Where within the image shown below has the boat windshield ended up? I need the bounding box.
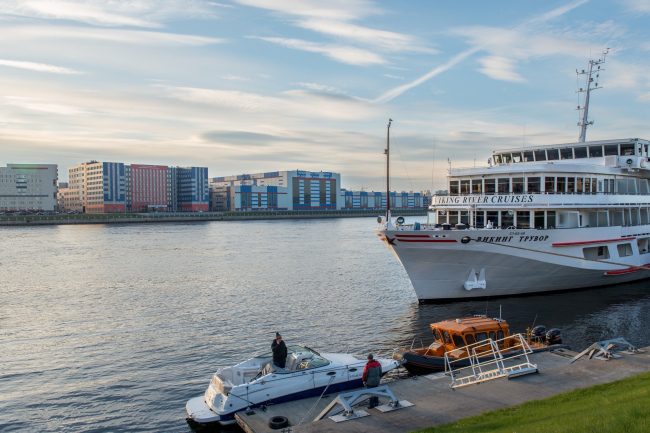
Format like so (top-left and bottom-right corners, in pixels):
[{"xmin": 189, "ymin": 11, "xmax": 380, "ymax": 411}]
[{"xmin": 255, "ymin": 345, "xmax": 319, "ymax": 359}]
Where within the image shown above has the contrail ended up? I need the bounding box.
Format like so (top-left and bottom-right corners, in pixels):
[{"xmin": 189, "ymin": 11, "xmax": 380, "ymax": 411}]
[{"xmin": 373, "ymin": 0, "xmax": 590, "ymax": 104}]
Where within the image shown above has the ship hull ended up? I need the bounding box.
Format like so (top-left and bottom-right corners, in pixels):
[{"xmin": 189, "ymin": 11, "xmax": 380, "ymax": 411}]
[{"xmin": 376, "ymin": 226, "xmax": 650, "ymax": 301}]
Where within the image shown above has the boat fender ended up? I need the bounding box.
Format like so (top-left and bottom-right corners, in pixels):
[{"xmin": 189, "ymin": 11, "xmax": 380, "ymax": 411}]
[{"xmin": 268, "ymin": 416, "xmax": 289, "ymax": 430}]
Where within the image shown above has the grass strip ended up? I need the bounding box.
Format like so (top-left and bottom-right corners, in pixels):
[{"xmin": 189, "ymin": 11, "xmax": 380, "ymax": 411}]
[{"xmin": 413, "ymin": 371, "xmax": 650, "ymax": 433}]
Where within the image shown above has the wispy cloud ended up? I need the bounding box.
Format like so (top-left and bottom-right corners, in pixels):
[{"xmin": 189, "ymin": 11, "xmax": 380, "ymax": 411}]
[
  {"xmin": 2, "ymin": 26, "xmax": 225, "ymax": 46},
  {"xmin": 222, "ymin": 75, "xmax": 249, "ymax": 80},
  {"xmin": 0, "ymin": 58, "xmax": 83, "ymax": 74},
  {"xmin": 291, "ymin": 82, "xmax": 346, "ymax": 93},
  {"xmin": 384, "ymin": 74, "xmax": 404, "ymax": 79},
  {"xmin": 253, "ymin": 36, "xmax": 387, "ymax": 65},
  {"xmin": 0, "ymin": 0, "xmax": 218, "ymax": 28},
  {"xmin": 295, "ymin": 19, "xmax": 435, "ymax": 54},
  {"xmin": 478, "ymin": 56, "xmax": 526, "ymax": 83},
  {"xmin": 621, "ymin": 0, "xmax": 650, "ymax": 14},
  {"xmin": 638, "ymin": 92, "xmax": 650, "ymax": 102},
  {"xmin": 233, "ymin": 0, "xmax": 380, "ymax": 20},
  {"xmin": 5, "ymin": 97, "xmax": 89, "ymax": 115}
]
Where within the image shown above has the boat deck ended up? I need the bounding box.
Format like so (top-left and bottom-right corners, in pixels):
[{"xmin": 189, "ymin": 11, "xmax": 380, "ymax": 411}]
[{"xmin": 235, "ymin": 346, "xmax": 650, "ymax": 433}]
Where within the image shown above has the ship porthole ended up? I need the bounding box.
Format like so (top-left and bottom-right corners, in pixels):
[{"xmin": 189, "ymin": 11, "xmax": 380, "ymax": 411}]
[{"xmin": 461, "ymin": 236, "xmax": 471, "ymax": 244}]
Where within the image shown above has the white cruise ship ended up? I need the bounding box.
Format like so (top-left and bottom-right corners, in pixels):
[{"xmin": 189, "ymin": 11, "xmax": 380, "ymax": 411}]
[{"xmin": 375, "ymin": 53, "xmax": 650, "ymax": 301}]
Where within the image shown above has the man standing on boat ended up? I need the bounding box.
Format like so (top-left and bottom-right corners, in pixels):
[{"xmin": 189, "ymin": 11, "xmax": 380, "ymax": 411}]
[
  {"xmin": 362, "ymin": 353, "xmax": 382, "ymax": 408},
  {"xmin": 271, "ymin": 332, "xmax": 287, "ymax": 369}
]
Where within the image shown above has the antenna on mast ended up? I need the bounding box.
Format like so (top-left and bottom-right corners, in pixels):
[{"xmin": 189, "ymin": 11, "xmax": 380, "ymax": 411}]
[{"xmin": 576, "ymin": 48, "xmax": 609, "ymax": 142}]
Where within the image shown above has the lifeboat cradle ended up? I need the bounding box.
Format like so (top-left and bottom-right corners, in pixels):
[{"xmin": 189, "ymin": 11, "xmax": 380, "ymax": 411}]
[{"xmin": 444, "ymin": 333, "xmax": 538, "ymax": 389}]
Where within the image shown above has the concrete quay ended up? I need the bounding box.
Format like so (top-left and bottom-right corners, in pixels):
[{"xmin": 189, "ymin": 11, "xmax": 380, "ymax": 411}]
[{"xmin": 235, "ymin": 347, "xmax": 650, "ymax": 433}]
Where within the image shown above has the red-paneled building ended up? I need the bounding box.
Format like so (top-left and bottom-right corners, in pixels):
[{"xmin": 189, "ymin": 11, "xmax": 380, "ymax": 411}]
[{"xmin": 130, "ymin": 164, "xmax": 167, "ymax": 212}]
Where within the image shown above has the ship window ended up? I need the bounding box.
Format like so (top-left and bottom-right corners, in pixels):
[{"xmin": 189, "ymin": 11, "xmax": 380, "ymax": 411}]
[
  {"xmin": 437, "ymin": 210, "xmax": 447, "ymax": 224},
  {"xmin": 498, "ymin": 178, "xmax": 510, "ymax": 194},
  {"xmin": 592, "ymin": 178, "xmax": 597, "ymax": 193},
  {"xmin": 501, "ymin": 210, "xmax": 514, "ymax": 228},
  {"xmin": 617, "ymin": 243, "xmax": 633, "ymax": 257},
  {"xmin": 460, "ymin": 211, "xmax": 469, "ymax": 225},
  {"xmin": 432, "ymin": 328, "xmax": 442, "ymax": 342},
  {"xmin": 604, "ymin": 145, "xmax": 618, "ymax": 156},
  {"xmin": 534, "ymin": 150, "xmax": 546, "ymax": 161},
  {"xmin": 511, "ymin": 153, "xmax": 523, "ymax": 163},
  {"xmin": 489, "ymin": 331, "xmax": 496, "ymax": 341},
  {"xmin": 560, "ymin": 148, "xmax": 574, "ymax": 159},
  {"xmin": 547, "ymin": 211, "xmax": 556, "ymax": 228},
  {"xmin": 475, "ymin": 332, "xmax": 488, "ymax": 342},
  {"xmin": 620, "ymin": 144, "xmax": 635, "ymax": 156},
  {"xmin": 523, "ymin": 151, "xmax": 534, "ymax": 162},
  {"xmin": 465, "ymin": 334, "xmax": 476, "ymax": 345},
  {"xmin": 484, "ymin": 179, "xmax": 496, "ymax": 195},
  {"xmin": 584, "ymin": 178, "xmax": 591, "ymax": 194},
  {"xmin": 577, "ymin": 178, "xmax": 583, "ymax": 193},
  {"xmin": 557, "ymin": 177, "xmax": 566, "ymax": 193},
  {"xmin": 512, "ymin": 178, "xmax": 524, "ymax": 194},
  {"xmin": 584, "ymin": 246, "xmax": 610, "ymax": 259},
  {"xmin": 517, "ymin": 211, "xmax": 530, "ymax": 228},
  {"xmin": 475, "ymin": 211, "xmax": 485, "ymax": 228},
  {"xmin": 487, "ymin": 211, "xmax": 499, "ymax": 227},
  {"xmin": 547, "ymin": 149, "xmax": 560, "ymax": 160},
  {"xmin": 574, "ymin": 147, "xmax": 588, "ymax": 158},
  {"xmin": 527, "ymin": 177, "xmax": 540, "ymax": 193},
  {"xmin": 442, "ymin": 330, "xmax": 452, "ymax": 345},
  {"xmin": 497, "ymin": 330, "xmax": 504, "ymax": 340},
  {"xmin": 449, "ymin": 211, "xmax": 459, "ymax": 225},
  {"xmin": 460, "ymin": 180, "xmax": 470, "ymax": 195},
  {"xmin": 534, "ymin": 211, "xmax": 545, "ymax": 228},
  {"xmin": 452, "ymin": 334, "xmax": 465, "ymax": 347},
  {"xmin": 589, "ymin": 146, "xmax": 603, "ymax": 157},
  {"xmin": 450, "ymin": 180, "xmax": 459, "ymax": 196},
  {"xmin": 471, "ymin": 180, "xmax": 482, "ymax": 194},
  {"xmin": 493, "ymin": 155, "xmax": 502, "ymax": 164},
  {"xmin": 501, "ymin": 154, "xmax": 512, "ymax": 163},
  {"xmin": 545, "ymin": 177, "xmax": 555, "ymax": 193},
  {"xmin": 567, "ymin": 178, "xmax": 575, "ymax": 193}
]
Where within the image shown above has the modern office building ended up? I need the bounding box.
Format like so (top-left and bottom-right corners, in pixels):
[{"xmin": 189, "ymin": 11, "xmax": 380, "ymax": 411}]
[
  {"xmin": 128, "ymin": 164, "xmax": 167, "ymax": 212},
  {"xmin": 178, "ymin": 167, "xmax": 209, "ymax": 211},
  {"xmin": 167, "ymin": 166, "xmax": 178, "ymax": 212},
  {"xmin": 0, "ymin": 164, "xmax": 58, "ymax": 211},
  {"xmin": 210, "ymin": 170, "xmax": 341, "ymax": 211},
  {"xmin": 67, "ymin": 161, "xmax": 125, "ymax": 213}
]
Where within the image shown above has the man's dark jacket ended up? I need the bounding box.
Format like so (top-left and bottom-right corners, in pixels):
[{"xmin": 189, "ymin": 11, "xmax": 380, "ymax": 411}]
[{"xmin": 271, "ymin": 339, "xmax": 287, "ymax": 362}]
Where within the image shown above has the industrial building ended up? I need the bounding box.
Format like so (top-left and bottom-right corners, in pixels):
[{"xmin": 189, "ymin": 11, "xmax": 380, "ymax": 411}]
[
  {"xmin": 210, "ymin": 170, "xmax": 341, "ymax": 211},
  {"xmin": 0, "ymin": 164, "xmax": 58, "ymax": 211}
]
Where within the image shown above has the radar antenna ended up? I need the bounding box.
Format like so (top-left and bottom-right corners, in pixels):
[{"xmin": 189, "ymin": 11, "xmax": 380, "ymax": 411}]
[{"xmin": 576, "ymin": 48, "xmax": 609, "ymax": 142}]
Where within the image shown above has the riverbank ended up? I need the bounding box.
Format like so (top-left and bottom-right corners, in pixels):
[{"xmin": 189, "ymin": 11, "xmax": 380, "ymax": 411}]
[{"xmin": 0, "ymin": 209, "xmax": 427, "ymax": 226}]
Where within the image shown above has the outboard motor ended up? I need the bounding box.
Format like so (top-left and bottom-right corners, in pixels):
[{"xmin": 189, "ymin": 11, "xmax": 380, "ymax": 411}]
[
  {"xmin": 531, "ymin": 325, "xmax": 546, "ymax": 343},
  {"xmin": 546, "ymin": 329, "xmax": 562, "ymax": 345}
]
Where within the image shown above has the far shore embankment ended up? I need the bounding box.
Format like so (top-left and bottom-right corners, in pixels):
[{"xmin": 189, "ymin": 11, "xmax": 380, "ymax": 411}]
[{"xmin": 0, "ymin": 209, "xmax": 427, "ymax": 227}]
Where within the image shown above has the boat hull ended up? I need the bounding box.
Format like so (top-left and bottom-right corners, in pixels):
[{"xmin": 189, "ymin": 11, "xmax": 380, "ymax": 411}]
[{"xmin": 376, "ymin": 226, "xmax": 650, "ymax": 300}]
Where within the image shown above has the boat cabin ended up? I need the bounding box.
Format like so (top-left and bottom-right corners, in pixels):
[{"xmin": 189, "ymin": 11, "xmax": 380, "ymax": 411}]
[{"xmin": 427, "ymin": 316, "xmax": 510, "ymax": 357}]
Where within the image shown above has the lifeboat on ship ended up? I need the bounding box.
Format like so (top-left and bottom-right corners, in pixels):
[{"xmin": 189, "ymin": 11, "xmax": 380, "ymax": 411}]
[{"xmin": 393, "ymin": 316, "xmax": 563, "ymax": 375}]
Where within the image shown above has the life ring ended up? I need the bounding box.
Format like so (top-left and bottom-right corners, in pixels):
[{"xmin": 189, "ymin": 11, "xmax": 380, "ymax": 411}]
[{"xmin": 268, "ymin": 416, "xmax": 290, "ymax": 429}]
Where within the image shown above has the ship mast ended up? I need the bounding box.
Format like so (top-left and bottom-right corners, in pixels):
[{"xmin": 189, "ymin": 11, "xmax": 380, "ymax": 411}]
[
  {"xmin": 576, "ymin": 49, "xmax": 608, "ymax": 142},
  {"xmin": 385, "ymin": 119, "xmax": 392, "ymax": 220}
]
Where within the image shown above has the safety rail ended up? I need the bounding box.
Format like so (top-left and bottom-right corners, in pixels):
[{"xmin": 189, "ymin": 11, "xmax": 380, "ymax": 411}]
[{"xmin": 444, "ymin": 333, "xmax": 537, "ymax": 389}]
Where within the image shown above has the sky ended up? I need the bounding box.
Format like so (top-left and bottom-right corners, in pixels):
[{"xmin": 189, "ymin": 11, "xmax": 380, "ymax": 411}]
[{"xmin": 0, "ymin": 0, "xmax": 649, "ymax": 191}]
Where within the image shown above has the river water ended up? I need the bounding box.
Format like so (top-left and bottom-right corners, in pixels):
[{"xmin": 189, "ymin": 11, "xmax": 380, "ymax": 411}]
[{"xmin": 2, "ymin": 217, "xmax": 650, "ymax": 432}]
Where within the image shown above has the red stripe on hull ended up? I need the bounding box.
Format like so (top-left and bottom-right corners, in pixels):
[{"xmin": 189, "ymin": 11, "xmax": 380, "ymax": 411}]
[
  {"xmin": 395, "ymin": 234, "xmax": 431, "ymax": 238},
  {"xmin": 397, "ymin": 239, "xmax": 457, "ymax": 243},
  {"xmin": 553, "ymin": 237, "xmax": 636, "ymax": 247},
  {"xmin": 605, "ymin": 268, "xmax": 643, "ymax": 275}
]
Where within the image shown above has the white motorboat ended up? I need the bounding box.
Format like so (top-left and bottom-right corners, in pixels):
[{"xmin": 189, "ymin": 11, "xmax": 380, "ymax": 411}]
[{"xmin": 186, "ymin": 345, "xmax": 401, "ymax": 425}]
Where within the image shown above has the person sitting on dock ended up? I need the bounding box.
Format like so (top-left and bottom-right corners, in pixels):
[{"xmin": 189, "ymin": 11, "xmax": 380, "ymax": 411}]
[
  {"xmin": 271, "ymin": 332, "xmax": 288, "ymax": 369},
  {"xmin": 362, "ymin": 353, "xmax": 382, "ymax": 409}
]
